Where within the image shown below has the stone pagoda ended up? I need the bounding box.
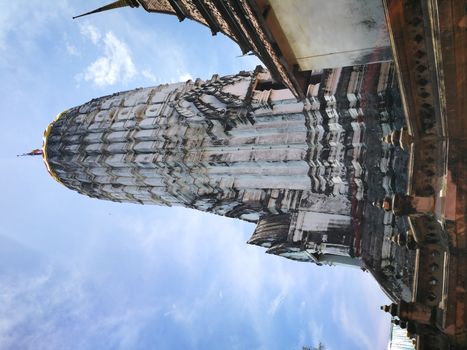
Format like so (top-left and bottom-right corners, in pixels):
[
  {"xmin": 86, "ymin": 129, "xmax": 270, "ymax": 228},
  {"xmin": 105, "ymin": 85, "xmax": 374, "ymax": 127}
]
[{"xmin": 42, "ymin": 63, "xmax": 414, "ymax": 303}]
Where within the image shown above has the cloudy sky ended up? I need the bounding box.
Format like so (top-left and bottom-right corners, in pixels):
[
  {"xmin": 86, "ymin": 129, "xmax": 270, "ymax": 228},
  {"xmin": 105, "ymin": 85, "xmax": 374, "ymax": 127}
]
[{"xmin": 0, "ymin": 1, "xmax": 393, "ymax": 349}]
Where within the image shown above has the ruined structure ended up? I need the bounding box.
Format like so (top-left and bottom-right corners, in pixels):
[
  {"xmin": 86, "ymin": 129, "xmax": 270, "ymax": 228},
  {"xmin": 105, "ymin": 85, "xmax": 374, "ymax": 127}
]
[{"xmin": 43, "ymin": 64, "xmax": 414, "ymax": 302}]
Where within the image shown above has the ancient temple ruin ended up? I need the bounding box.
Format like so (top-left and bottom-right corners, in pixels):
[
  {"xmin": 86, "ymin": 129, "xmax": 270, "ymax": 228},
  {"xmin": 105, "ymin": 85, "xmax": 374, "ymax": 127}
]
[{"xmin": 42, "ymin": 64, "xmax": 414, "ymax": 303}]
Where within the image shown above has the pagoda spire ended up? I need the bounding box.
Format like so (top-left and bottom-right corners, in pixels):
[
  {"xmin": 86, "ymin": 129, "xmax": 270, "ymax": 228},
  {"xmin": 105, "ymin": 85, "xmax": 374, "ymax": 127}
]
[
  {"xmin": 73, "ymin": 0, "xmax": 139, "ymax": 19},
  {"xmin": 17, "ymin": 149, "xmax": 43, "ymax": 157}
]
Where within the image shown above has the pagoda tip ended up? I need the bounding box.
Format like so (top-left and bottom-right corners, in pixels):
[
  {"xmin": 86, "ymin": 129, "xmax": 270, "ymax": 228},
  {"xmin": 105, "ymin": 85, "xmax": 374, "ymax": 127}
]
[
  {"xmin": 17, "ymin": 149, "xmax": 43, "ymax": 157},
  {"xmin": 72, "ymin": 0, "xmax": 139, "ymax": 20}
]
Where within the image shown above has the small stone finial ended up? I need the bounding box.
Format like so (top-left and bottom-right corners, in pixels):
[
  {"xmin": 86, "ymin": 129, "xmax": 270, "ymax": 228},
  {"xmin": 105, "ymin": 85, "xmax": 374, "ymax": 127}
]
[
  {"xmin": 381, "ymin": 305, "xmax": 391, "ymax": 313},
  {"xmin": 382, "ymin": 197, "xmax": 392, "ymax": 211},
  {"xmin": 381, "ymin": 304, "xmax": 399, "ymax": 317}
]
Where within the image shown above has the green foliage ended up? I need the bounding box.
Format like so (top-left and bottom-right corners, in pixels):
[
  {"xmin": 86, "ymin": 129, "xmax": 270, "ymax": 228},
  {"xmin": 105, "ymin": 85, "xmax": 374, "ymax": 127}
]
[{"xmin": 302, "ymin": 342, "xmax": 326, "ymax": 350}]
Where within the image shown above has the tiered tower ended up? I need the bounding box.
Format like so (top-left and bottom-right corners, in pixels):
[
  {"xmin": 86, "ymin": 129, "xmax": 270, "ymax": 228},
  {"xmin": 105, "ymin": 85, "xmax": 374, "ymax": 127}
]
[{"xmin": 43, "ymin": 64, "xmax": 414, "ymax": 302}]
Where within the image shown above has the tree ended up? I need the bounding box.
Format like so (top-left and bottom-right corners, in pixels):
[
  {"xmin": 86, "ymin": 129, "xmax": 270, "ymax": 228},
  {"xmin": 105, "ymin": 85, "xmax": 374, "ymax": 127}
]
[{"xmin": 302, "ymin": 342, "xmax": 326, "ymax": 350}]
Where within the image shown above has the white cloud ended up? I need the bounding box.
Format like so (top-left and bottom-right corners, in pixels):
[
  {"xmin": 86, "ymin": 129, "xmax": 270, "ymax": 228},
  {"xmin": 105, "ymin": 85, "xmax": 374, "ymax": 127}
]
[
  {"xmin": 141, "ymin": 69, "xmax": 158, "ymax": 83},
  {"xmin": 65, "ymin": 41, "xmax": 79, "ymax": 56},
  {"xmin": 82, "ymin": 31, "xmax": 137, "ymax": 87},
  {"xmin": 79, "ymin": 23, "xmax": 101, "ymax": 45},
  {"xmin": 0, "ymin": 203, "xmax": 392, "ymax": 350},
  {"xmin": 0, "ymin": 1, "xmax": 71, "ymax": 53},
  {"xmin": 75, "ymin": 21, "xmax": 196, "ymax": 87},
  {"xmin": 0, "ymin": 264, "xmax": 161, "ymax": 350},
  {"xmin": 112, "ymin": 210, "xmax": 330, "ymax": 348},
  {"xmin": 178, "ymin": 73, "xmax": 193, "ymax": 82},
  {"xmin": 268, "ymin": 291, "xmax": 286, "ymax": 316},
  {"xmin": 332, "ymin": 300, "xmax": 374, "ymax": 350}
]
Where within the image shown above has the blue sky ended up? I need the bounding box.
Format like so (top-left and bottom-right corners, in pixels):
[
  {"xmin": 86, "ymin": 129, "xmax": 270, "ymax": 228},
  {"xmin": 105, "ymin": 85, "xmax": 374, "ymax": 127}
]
[{"xmin": 0, "ymin": 1, "xmax": 392, "ymax": 349}]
